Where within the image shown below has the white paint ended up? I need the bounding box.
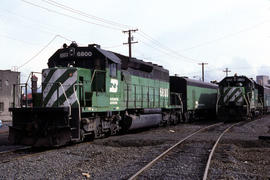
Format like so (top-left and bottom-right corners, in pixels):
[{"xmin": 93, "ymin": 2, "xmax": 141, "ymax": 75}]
[
  {"xmin": 109, "ymin": 79, "xmax": 118, "ymax": 93},
  {"xmin": 77, "ymin": 51, "xmax": 92, "ymax": 57},
  {"xmin": 110, "ymin": 97, "xmax": 119, "ymax": 105},
  {"xmin": 160, "ymin": 88, "xmax": 168, "ymax": 97}
]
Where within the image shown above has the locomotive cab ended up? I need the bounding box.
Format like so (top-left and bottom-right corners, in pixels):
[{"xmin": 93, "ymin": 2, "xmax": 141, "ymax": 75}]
[{"xmin": 47, "ymin": 42, "xmax": 123, "ymax": 111}]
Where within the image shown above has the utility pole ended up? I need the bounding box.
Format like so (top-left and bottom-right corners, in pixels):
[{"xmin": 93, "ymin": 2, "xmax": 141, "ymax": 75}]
[
  {"xmin": 123, "ymin": 29, "xmax": 138, "ymax": 59},
  {"xmin": 198, "ymin": 62, "xmax": 208, "ymax": 82},
  {"xmin": 223, "ymin": 67, "xmax": 231, "ymax": 77}
]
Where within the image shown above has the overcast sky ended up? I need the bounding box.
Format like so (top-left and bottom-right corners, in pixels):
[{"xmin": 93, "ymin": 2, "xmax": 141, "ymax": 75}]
[{"xmin": 1, "ymin": 0, "xmax": 270, "ymax": 82}]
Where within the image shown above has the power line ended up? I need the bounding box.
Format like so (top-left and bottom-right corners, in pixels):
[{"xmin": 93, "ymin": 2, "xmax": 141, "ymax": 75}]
[
  {"xmin": 137, "ymin": 38, "xmax": 197, "ymax": 64},
  {"xmin": 0, "ymin": 8, "xmax": 76, "ymax": 37},
  {"xmin": 103, "ymin": 44, "xmax": 123, "ymax": 49},
  {"xmin": 21, "ymin": 0, "xmax": 123, "ymax": 31},
  {"xmin": 138, "ymin": 31, "xmax": 198, "ymax": 63},
  {"xmin": 137, "ymin": 37, "xmax": 199, "ymax": 64},
  {"xmin": 39, "ymin": 0, "xmax": 202, "ymax": 64},
  {"xmin": 180, "ymin": 19, "xmax": 270, "ymax": 52},
  {"xmin": 0, "ymin": 34, "xmax": 41, "ymax": 46},
  {"xmin": 137, "ymin": 39, "xmax": 191, "ymax": 63},
  {"xmin": 18, "ymin": 34, "xmax": 71, "ymax": 69},
  {"xmin": 41, "ymin": 0, "xmax": 132, "ymax": 29},
  {"xmin": 22, "ymin": 0, "xmax": 202, "ymax": 64}
]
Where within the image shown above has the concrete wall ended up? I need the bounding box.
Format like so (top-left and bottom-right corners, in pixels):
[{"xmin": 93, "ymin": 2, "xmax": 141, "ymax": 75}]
[{"xmin": 0, "ymin": 70, "xmax": 20, "ymax": 121}]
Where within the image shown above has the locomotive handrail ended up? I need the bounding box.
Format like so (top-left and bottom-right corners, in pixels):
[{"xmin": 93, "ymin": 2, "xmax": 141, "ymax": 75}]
[
  {"xmin": 216, "ymin": 90, "xmax": 221, "ymax": 114},
  {"xmin": 246, "ymin": 92, "xmax": 252, "ymax": 107},
  {"xmin": 258, "ymin": 97, "xmax": 263, "ymax": 107},
  {"xmin": 73, "ymin": 83, "xmax": 83, "ymax": 108},
  {"xmin": 58, "ymin": 82, "xmax": 72, "ymax": 116},
  {"xmin": 177, "ymin": 93, "xmax": 184, "ymax": 114},
  {"xmin": 243, "ymin": 92, "xmax": 250, "ymax": 115},
  {"xmin": 171, "ymin": 92, "xmax": 184, "ymax": 114},
  {"xmin": 11, "ymin": 83, "xmax": 28, "ymax": 108},
  {"xmin": 89, "ymin": 69, "xmax": 106, "ymax": 89},
  {"xmin": 73, "ymin": 83, "xmax": 83, "ymax": 141}
]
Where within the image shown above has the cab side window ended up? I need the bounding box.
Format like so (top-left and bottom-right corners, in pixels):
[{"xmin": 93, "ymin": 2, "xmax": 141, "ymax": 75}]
[{"xmin": 109, "ymin": 63, "xmax": 117, "ymax": 77}]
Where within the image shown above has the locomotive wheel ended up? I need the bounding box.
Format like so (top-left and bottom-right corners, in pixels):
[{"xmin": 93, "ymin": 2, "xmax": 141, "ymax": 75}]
[
  {"xmin": 84, "ymin": 133, "xmax": 95, "ymax": 141},
  {"xmin": 80, "ymin": 129, "xmax": 95, "ymax": 142}
]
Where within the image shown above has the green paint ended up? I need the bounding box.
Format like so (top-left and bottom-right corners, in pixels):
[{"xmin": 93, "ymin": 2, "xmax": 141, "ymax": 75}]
[{"xmin": 186, "ymin": 85, "xmax": 217, "ymax": 111}]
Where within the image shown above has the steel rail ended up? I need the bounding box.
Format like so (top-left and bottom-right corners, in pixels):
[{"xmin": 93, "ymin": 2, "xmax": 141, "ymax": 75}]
[
  {"xmin": 203, "ymin": 116, "xmax": 264, "ymax": 180},
  {"xmin": 0, "ymin": 146, "xmax": 31, "ymax": 155},
  {"xmin": 203, "ymin": 121, "xmax": 247, "ymax": 180},
  {"xmin": 128, "ymin": 122, "xmax": 223, "ymax": 180}
]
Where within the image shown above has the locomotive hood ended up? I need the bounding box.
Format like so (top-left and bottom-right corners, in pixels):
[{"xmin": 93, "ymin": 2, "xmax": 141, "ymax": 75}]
[{"xmin": 42, "ymin": 67, "xmax": 78, "ymax": 107}]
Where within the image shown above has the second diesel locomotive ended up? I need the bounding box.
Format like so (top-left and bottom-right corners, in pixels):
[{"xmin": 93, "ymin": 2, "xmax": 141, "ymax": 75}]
[{"xmin": 217, "ymin": 75, "xmax": 270, "ymax": 121}]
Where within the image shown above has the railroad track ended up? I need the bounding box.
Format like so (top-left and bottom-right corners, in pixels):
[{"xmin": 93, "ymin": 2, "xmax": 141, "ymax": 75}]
[
  {"xmin": 0, "ymin": 140, "xmax": 94, "ymax": 164},
  {"xmin": 128, "ymin": 121, "xmax": 241, "ymax": 179},
  {"xmin": 0, "ymin": 146, "xmax": 31, "ymax": 155}
]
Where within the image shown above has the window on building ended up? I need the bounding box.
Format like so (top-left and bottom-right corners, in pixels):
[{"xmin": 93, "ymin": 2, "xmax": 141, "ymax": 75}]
[
  {"xmin": 0, "ymin": 80, "xmax": 2, "ymax": 89},
  {"xmin": 0, "ymin": 102, "xmax": 4, "ymax": 112},
  {"xmin": 109, "ymin": 63, "xmax": 117, "ymax": 77}
]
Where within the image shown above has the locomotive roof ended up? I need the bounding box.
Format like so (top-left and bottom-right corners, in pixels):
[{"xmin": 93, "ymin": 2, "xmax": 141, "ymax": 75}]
[
  {"xmin": 219, "ymin": 75, "xmax": 254, "ymax": 84},
  {"xmin": 219, "ymin": 75, "xmax": 266, "ymax": 90},
  {"xmin": 113, "ymin": 52, "xmax": 169, "ymax": 73},
  {"xmin": 48, "ymin": 43, "xmax": 168, "ymax": 74},
  {"xmin": 95, "ymin": 47, "xmax": 121, "ymax": 64},
  {"xmin": 170, "ymin": 76, "xmax": 218, "ymax": 89}
]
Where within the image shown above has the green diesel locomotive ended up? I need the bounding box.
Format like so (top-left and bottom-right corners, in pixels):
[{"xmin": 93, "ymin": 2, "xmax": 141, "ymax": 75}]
[
  {"xmin": 217, "ymin": 75, "xmax": 265, "ymax": 121},
  {"xmin": 9, "ymin": 42, "xmax": 183, "ymax": 146}
]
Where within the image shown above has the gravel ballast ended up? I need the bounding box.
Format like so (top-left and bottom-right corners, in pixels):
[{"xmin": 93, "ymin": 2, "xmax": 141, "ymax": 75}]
[{"xmin": 0, "ymin": 116, "xmax": 269, "ymax": 179}]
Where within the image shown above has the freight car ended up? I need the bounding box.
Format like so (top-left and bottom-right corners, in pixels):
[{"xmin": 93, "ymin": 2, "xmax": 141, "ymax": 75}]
[
  {"xmin": 9, "ymin": 42, "xmax": 183, "ymax": 146},
  {"xmin": 217, "ymin": 75, "xmax": 264, "ymax": 121},
  {"xmin": 169, "ymin": 76, "xmax": 218, "ymax": 121}
]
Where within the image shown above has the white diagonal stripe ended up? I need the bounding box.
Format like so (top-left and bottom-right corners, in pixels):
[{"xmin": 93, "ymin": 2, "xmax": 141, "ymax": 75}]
[
  {"xmin": 230, "ymin": 88, "xmax": 241, "ymax": 102},
  {"xmin": 45, "ymin": 71, "xmax": 77, "ymax": 107},
  {"xmin": 42, "ymin": 69, "xmax": 68, "ymax": 100},
  {"xmin": 224, "ymin": 87, "xmax": 234, "ymax": 102},
  {"xmin": 237, "ymin": 96, "xmax": 243, "ymax": 103}
]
